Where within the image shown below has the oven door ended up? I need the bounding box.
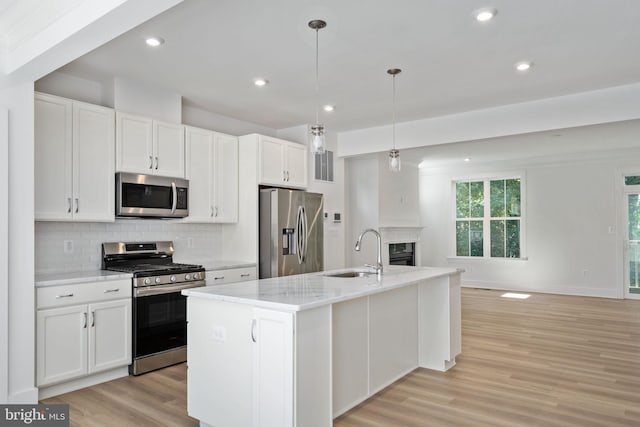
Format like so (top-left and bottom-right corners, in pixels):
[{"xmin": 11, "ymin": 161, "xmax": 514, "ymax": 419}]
[{"xmin": 132, "ymin": 281, "xmax": 204, "ymax": 360}]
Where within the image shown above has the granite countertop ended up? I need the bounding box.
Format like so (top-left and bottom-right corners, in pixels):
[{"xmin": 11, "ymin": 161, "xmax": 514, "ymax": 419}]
[
  {"xmin": 35, "ymin": 270, "xmax": 133, "ymax": 287},
  {"xmin": 182, "ymin": 265, "xmax": 460, "ymax": 312}
]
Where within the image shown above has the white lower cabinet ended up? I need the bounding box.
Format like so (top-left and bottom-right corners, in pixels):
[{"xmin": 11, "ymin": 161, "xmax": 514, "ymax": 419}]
[
  {"xmin": 36, "ymin": 280, "xmax": 131, "ymax": 389},
  {"xmin": 36, "ymin": 305, "xmax": 88, "ymax": 386}
]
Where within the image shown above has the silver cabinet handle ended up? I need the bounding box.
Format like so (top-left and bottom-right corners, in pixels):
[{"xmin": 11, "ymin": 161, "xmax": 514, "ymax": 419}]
[
  {"xmin": 210, "ymin": 206, "xmax": 214, "ymax": 217},
  {"xmin": 55, "ymin": 293, "xmax": 74, "ymax": 299},
  {"xmin": 282, "ymin": 170, "xmax": 286, "ymax": 181},
  {"xmin": 83, "ymin": 312, "xmax": 87, "ymax": 328},
  {"xmin": 149, "ymin": 156, "xmax": 153, "ymax": 169},
  {"xmin": 104, "ymin": 288, "xmax": 120, "ymax": 293},
  {"xmin": 75, "ymin": 198, "xmax": 79, "ymax": 213},
  {"xmin": 155, "ymin": 156, "xmax": 159, "ymax": 170},
  {"xmin": 91, "ymin": 311, "xmax": 95, "ymax": 327},
  {"xmin": 240, "ymin": 273, "xmax": 250, "ymax": 278},
  {"xmin": 251, "ymin": 319, "xmax": 257, "ymax": 343},
  {"xmin": 286, "ymin": 171, "xmax": 290, "ymax": 181},
  {"xmin": 67, "ymin": 198, "xmax": 72, "ymax": 213},
  {"xmin": 214, "ymin": 276, "xmax": 225, "ymax": 280},
  {"xmin": 214, "ymin": 206, "xmax": 218, "ymax": 217}
]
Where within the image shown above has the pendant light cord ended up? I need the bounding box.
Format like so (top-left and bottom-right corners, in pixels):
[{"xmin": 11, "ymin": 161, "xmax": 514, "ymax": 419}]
[
  {"xmin": 315, "ymin": 27, "xmax": 320, "ymax": 124},
  {"xmin": 392, "ymin": 73, "xmax": 396, "ymax": 150}
]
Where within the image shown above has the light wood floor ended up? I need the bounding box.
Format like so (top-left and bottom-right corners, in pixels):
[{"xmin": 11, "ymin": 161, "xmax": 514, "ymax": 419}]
[{"xmin": 43, "ymin": 288, "xmax": 640, "ymax": 427}]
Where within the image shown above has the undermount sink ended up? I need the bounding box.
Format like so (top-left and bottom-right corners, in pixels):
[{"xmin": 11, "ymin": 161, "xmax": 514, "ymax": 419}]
[{"xmin": 324, "ymin": 270, "xmax": 374, "ymax": 278}]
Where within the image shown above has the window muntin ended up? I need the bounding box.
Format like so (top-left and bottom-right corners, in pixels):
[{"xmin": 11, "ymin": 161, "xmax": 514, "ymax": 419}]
[{"xmin": 454, "ymin": 177, "xmax": 522, "ymax": 259}]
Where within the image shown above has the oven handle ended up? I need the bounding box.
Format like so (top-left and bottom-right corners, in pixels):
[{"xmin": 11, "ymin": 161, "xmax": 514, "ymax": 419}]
[{"xmin": 134, "ymin": 280, "xmax": 206, "ymax": 297}]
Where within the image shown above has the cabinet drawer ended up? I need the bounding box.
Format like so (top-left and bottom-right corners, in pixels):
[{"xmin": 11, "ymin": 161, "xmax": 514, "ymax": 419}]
[
  {"xmin": 37, "ymin": 279, "xmax": 131, "ymax": 309},
  {"xmin": 206, "ymin": 267, "xmax": 256, "ymax": 286}
]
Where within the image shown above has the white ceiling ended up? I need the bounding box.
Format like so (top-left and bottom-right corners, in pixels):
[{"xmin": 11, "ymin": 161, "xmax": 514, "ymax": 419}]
[{"xmin": 50, "ymin": 0, "xmax": 640, "ymax": 133}]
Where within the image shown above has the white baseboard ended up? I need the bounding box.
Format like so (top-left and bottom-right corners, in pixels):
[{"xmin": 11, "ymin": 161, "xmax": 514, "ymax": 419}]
[
  {"xmin": 38, "ymin": 367, "xmax": 129, "ymax": 400},
  {"xmin": 461, "ymin": 280, "xmax": 620, "ymax": 299}
]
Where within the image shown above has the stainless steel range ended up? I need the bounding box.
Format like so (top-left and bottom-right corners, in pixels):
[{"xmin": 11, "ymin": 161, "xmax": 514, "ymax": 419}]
[{"xmin": 102, "ymin": 241, "xmax": 205, "ymax": 375}]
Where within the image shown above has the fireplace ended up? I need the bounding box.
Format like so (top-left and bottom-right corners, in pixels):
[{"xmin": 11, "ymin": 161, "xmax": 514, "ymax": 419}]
[
  {"xmin": 389, "ymin": 242, "xmax": 415, "ymax": 266},
  {"xmin": 379, "ymin": 227, "xmax": 423, "ymax": 266}
]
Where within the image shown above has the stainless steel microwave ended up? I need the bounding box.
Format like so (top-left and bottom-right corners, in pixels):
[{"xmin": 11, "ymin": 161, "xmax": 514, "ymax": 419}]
[{"xmin": 116, "ymin": 172, "xmax": 189, "ymax": 218}]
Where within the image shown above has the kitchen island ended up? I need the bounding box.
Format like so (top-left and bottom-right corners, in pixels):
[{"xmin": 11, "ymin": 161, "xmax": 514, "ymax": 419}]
[{"xmin": 183, "ymin": 265, "xmax": 462, "ymax": 427}]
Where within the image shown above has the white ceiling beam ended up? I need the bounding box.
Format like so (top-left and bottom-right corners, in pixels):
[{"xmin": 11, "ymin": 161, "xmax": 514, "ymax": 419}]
[{"xmin": 337, "ymin": 83, "xmax": 640, "ymax": 158}]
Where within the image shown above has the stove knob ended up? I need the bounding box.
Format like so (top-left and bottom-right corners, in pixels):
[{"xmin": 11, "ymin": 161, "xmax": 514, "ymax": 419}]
[
  {"xmin": 170, "ymin": 275, "xmax": 176, "ymax": 282},
  {"xmin": 193, "ymin": 272, "xmax": 200, "ymax": 280},
  {"xmin": 155, "ymin": 277, "xmax": 161, "ymax": 284},
  {"xmin": 185, "ymin": 274, "xmax": 191, "ymax": 281},
  {"xmin": 144, "ymin": 278, "xmax": 151, "ymax": 285}
]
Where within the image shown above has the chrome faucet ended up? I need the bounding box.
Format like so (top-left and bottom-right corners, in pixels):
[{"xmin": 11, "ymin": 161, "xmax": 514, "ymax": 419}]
[{"xmin": 355, "ymin": 228, "xmax": 383, "ymax": 279}]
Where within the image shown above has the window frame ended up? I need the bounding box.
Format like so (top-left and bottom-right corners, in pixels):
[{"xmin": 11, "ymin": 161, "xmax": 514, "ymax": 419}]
[{"xmin": 450, "ymin": 171, "xmax": 527, "ymax": 261}]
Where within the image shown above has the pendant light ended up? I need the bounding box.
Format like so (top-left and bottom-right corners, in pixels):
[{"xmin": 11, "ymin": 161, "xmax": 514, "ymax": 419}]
[
  {"xmin": 309, "ymin": 19, "xmax": 327, "ymax": 153},
  {"xmin": 387, "ymin": 68, "xmax": 402, "ymax": 172}
]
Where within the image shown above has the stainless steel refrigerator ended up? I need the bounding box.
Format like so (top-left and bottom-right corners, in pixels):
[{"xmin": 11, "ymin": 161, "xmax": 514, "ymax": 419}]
[{"xmin": 259, "ymin": 188, "xmax": 324, "ymax": 278}]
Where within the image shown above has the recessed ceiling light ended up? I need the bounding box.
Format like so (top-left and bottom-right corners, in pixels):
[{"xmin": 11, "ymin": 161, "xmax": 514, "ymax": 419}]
[
  {"xmin": 515, "ymin": 61, "xmax": 533, "ymax": 72},
  {"xmin": 254, "ymin": 78, "xmax": 268, "ymax": 87},
  {"xmin": 501, "ymin": 292, "xmax": 531, "ymax": 299},
  {"xmin": 464, "ymin": 158, "xmax": 471, "ymax": 162},
  {"xmin": 323, "ymin": 105, "xmax": 335, "ymax": 112},
  {"xmin": 145, "ymin": 37, "xmax": 164, "ymax": 47},
  {"xmin": 474, "ymin": 8, "xmax": 497, "ymax": 22}
]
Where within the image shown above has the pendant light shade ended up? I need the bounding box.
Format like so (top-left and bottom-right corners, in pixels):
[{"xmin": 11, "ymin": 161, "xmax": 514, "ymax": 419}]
[
  {"xmin": 309, "ymin": 19, "xmax": 327, "ymax": 153},
  {"xmin": 387, "ymin": 68, "xmax": 402, "ymax": 172}
]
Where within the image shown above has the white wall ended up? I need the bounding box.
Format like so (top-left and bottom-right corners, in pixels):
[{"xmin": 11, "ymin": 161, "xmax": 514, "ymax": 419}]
[
  {"xmin": 183, "ymin": 104, "xmax": 277, "ymax": 137},
  {"xmin": 419, "ymin": 130, "xmax": 640, "ymax": 298},
  {"xmin": 0, "ymin": 106, "xmax": 8, "ymax": 403},
  {"xmin": 0, "ymin": 82, "xmax": 36, "ymax": 403},
  {"xmin": 35, "ymin": 71, "xmax": 113, "ymax": 107},
  {"xmin": 114, "ymin": 76, "xmax": 181, "ymax": 123},
  {"xmin": 345, "ymin": 154, "xmax": 379, "ymax": 268}
]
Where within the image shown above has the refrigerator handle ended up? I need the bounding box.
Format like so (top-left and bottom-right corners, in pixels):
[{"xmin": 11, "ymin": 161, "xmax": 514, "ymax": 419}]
[
  {"xmin": 302, "ymin": 206, "xmax": 308, "ymax": 262},
  {"xmin": 296, "ymin": 206, "xmax": 304, "ymax": 264}
]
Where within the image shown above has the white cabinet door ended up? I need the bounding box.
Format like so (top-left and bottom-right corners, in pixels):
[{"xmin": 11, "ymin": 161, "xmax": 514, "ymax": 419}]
[
  {"xmin": 88, "ymin": 299, "xmax": 132, "ymax": 374},
  {"xmin": 153, "ymin": 120, "xmax": 185, "ymax": 178},
  {"xmin": 259, "ymin": 136, "xmax": 286, "ymax": 186},
  {"xmin": 285, "ymin": 142, "xmax": 308, "ymax": 188},
  {"xmin": 35, "ymin": 93, "xmax": 73, "ymax": 221},
  {"xmin": 116, "ymin": 112, "xmax": 154, "ymax": 174},
  {"xmin": 36, "ymin": 305, "xmax": 87, "ymax": 386},
  {"xmin": 212, "ymin": 133, "xmax": 238, "ymax": 223},
  {"xmin": 253, "ymin": 308, "xmax": 294, "ymax": 427},
  {"xmin": 72, "ymin": 102, "xmax": 115, "ymax": 222},
  {"xmin": 184, "ymin": 126, "xmax": 214, "ymax": 222}
]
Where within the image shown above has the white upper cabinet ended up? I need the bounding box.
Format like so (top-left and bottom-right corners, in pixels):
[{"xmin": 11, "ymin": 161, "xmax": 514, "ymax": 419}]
[
  {"xmin": 116, "ymin": 112, "xmax": 185, "ymax": 178},
  {"xmin": 213, "ymin": 132, "xmax": 239, "ymax": 222},
  {"xmin": 184, "ymin": 126, "xmax": 238, "ymax": 223},
  {"xmin": 35, "ymin": 93, "xmax": 115, "ymax": 222},
  {"xmin": 257, "ymin": 135, "xmax": 308, "ymax": 188}
]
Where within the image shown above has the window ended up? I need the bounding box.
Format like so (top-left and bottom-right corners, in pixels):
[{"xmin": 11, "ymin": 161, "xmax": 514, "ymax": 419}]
[{"xmin": 455, "ymin": 177, "xmax": 522, "ymax": 258}]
